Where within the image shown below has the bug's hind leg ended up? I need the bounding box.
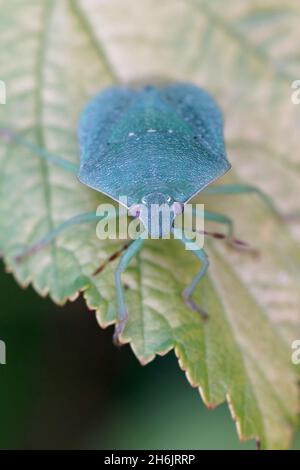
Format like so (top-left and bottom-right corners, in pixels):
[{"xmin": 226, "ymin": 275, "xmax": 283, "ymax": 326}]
[
  {"xmin": 113, "ymin": 238, "xmax": 144, "ymax": 345},
  {"xmin": 15, "ymin": 211, "xmax": 117, "ymax": 262},
  {"xmin": 0, "ymin": 128, "xmax": 78, "ymax": 174},
  {"xmin": 174, "ymin": 229, "xmax": 209, "ymax": 321},
  {"xmin": 202, "ymin": 183, "xmax": 278, "ymax": 216}
]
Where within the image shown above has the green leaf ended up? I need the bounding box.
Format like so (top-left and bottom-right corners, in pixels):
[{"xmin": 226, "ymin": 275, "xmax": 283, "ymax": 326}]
[{"xmin": 0, "ymin": 0, "xmax": 300, "ymax": 449}]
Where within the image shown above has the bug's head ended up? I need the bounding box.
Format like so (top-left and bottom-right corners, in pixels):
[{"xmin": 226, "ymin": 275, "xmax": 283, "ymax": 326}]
[{"xmin": 129, "ymin": 192, "xmax": 183, "ymax": 238}]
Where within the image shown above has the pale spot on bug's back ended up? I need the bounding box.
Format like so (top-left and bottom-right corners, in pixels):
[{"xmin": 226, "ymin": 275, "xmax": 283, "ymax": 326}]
[
  {"xmin": 147, "ymin": 129, "xmax": 156, "ymax": 133},
  {"xmin": 128, "ymin": 132, "xmax": 135, "ymax": 137},
  {"xmin": 168, "ymin": 129, "xmax": 173, "ymax": 133}
]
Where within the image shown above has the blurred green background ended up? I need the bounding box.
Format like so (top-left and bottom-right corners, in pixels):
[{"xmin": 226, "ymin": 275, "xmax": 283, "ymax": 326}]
[{"xmin": 0, "ymin": 264, "xmax": 299, "ymax": 449}]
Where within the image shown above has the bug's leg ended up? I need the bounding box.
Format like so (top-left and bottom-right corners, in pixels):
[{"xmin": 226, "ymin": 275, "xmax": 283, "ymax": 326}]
[
  {"xmin": 0, "ymin": 128, "xmax": 78, "ymax": 174},
  {"xmin": 173, "ymin": 229, "xmax": 209, "ymax": 320},
  {"xmin": 202, "ymin": 183, "xmax": 278, "ymax": 216},
  {"xmin": 113, "ymin": 238, "xmax": 144, "ymax": 345},
  {"xmin": 15, "ymin": 211, "xmax": 118, "ymax": 262}
]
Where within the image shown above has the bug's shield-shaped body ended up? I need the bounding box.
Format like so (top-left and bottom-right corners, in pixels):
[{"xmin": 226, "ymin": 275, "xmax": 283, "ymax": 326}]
[{"xmin": 78, "ymin": 83, "xmax": 231, "ymax": 208}]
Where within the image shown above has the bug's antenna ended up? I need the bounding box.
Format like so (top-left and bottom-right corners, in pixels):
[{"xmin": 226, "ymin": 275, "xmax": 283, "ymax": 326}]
[
  {"xmin": 93, "ymin": 242, "xmax": 131, "ymax": 276},
  {"xmin": 200, "ymin": 229, "xmax": 259, "ymax": 255}
]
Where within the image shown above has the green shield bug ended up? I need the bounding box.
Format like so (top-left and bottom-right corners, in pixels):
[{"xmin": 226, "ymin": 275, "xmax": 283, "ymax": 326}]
[{"xmin": 0, "ymin": 83, "xmax": 270, "ymax": 344}]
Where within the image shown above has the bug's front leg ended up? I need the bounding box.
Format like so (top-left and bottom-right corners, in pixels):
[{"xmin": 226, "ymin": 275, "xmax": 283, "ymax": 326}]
[
  {"xmin": 113, "ymin": 237, "xmax": 144, "ymax": 345},
  {"xmin": 173, "ymin": 228, "xmax": 209, "ymax": 321},
  {"xmin": 182, "ymin": 245, "xmax": 209, "ymax": 321}
]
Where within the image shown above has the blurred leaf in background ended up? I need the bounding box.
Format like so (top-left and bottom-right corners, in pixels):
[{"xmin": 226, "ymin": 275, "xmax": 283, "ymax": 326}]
[{"xmin": 0, "ymin": 0, "xmax": 300, "ymax": 449}]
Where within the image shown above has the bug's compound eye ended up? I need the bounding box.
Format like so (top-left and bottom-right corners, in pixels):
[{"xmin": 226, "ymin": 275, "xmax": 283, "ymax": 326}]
[
  {"xmin": 171, "ymin": 201, "xmax": 184, "ymax": 215},
  {"xmin": 128, "ymin": 204, "xmax": 141, "ymax": 218}
]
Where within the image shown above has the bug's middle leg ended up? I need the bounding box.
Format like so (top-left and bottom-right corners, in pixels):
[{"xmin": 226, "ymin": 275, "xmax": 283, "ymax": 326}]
[
  {"xmin": 113, "ymin": 237, "xmax": 144, "ymax": 345},
  {"xmin": 15, "ymin": 210, "xmax": 120, "ymax": 262}
]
